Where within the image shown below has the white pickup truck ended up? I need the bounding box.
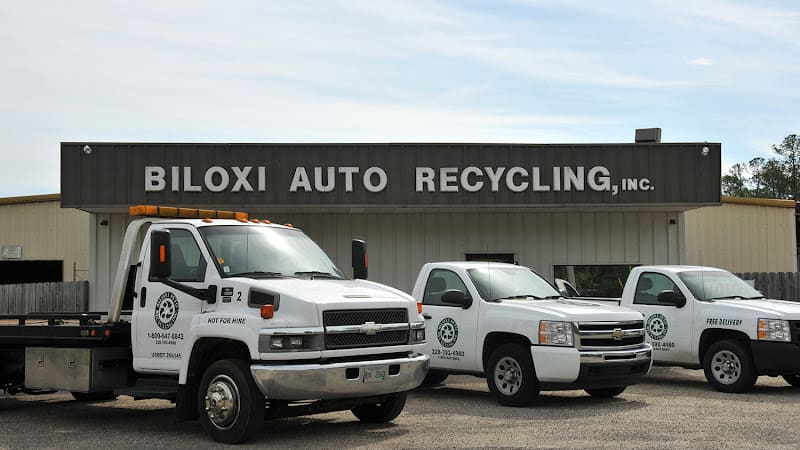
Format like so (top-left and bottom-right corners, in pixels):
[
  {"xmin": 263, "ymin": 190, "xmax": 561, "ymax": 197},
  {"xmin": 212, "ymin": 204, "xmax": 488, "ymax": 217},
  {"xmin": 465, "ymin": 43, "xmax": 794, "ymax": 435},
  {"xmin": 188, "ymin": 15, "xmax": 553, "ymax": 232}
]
[
  {"xmin": 0, "ymin": 206, "xmax": 429, "ymax": 444},
  {"xmin": 413, "ymin": 262, "xmax": 652, "ymax": 406},
  {"xmin": 590, "ymin": 266, "xmax": 800, "ymax": 393}
]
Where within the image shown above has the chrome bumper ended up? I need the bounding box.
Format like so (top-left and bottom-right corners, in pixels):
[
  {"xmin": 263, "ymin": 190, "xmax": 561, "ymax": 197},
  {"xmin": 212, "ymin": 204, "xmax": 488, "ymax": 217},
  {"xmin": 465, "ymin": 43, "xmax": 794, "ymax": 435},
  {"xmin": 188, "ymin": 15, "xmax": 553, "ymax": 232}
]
[
  {"xmin": 579, "ymin": 344, "xmax": 653, "ymax": 365},
  {"xmin": 250, "ymin": 353, "xmax": 430, "ymax": 400}
]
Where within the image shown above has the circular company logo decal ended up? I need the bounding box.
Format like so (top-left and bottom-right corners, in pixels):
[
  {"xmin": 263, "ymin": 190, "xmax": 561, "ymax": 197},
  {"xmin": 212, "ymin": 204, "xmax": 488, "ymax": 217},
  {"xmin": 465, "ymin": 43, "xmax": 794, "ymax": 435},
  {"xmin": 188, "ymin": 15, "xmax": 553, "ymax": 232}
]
[
  {"xmin": 154, "ymin": 292, "xmax": 180, "ymax": 330},
  {"xmin": 437, "ymin": 318, "xmax": 459, "ymax": 348},
  {"xmin": 646, "ymin": 313, "xmax": 668, "ymax": 340}
]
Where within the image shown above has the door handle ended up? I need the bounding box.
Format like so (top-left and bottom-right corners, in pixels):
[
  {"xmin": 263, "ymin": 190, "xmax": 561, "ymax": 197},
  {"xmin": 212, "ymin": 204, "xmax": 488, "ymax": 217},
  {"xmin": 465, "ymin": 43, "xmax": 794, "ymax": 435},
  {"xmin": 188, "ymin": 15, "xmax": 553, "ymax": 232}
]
[
  {"xmin": 422, "ymin": 313, "xmax": 432, "ymax": 320},
  {"xmin": 140, "ymin": 287, "xmax": 147, "ymax": 308}
]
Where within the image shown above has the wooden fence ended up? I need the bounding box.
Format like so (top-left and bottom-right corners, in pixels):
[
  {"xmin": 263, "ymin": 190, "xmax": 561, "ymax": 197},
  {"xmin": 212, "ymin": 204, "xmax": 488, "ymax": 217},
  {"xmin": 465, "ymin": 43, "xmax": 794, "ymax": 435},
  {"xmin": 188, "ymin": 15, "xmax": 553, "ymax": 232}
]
[
  {"xmin": 735, "ymin": 272, "xmax": 800, "ymax": 302},
  {"xmin": 0, "ymin": 281, "xmax": 89, "ymax": 315}
]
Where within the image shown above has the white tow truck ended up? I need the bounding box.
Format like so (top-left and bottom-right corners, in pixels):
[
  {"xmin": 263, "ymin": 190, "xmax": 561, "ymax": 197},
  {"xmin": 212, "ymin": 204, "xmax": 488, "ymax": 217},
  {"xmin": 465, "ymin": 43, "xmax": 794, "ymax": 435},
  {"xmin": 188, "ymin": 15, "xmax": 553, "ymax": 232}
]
[
  {"xmin": 413, "ymin": 262, "xmax": 652, "ymax": 406},
  {"xmin": 590, "ymin": 266, "xmax": 800, "ymax": 392},
  {"xmin": 0, "ymin": 205, "xmax": 429, "ymax": 443}
]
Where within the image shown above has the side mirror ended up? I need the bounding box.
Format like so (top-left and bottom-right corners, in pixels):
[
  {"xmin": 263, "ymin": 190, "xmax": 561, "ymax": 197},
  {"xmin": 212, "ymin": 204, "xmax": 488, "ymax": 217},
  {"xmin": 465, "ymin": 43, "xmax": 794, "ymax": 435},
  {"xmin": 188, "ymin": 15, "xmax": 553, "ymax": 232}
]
[
  {"xmin": 657, "ymin": 290, "xmax": 686, "ymax": 308},
  {"xmin": 352, "ymin": 239, "xmax": 368, "ymax": 280},
  {"xmin": 150, "ymin": 230, "xmax": 171, "ymax": 279},
  {"xmin": 441, "ymin": 289, "xmax": 473, "ymax": 309}
]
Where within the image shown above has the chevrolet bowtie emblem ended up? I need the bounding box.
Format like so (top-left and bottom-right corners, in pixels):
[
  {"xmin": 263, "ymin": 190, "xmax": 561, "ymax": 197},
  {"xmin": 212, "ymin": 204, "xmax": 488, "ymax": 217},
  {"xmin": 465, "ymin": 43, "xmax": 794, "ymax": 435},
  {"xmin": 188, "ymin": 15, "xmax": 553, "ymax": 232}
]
[
  {"xmin": 360, "ymin": 322, "xmax": 382, "ymax": 335},
  {"xmin": 612, "ymin": 328, "xmax": 624, "ymax": 340}
]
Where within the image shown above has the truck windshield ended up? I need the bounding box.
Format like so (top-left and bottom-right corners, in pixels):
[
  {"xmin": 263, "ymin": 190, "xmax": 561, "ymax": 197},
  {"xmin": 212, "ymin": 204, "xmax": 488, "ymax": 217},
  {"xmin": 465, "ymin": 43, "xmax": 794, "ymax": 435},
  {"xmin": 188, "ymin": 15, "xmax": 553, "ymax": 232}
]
[
  {"xmin": 467, "ymin": 267, "xmax": 562, "ymax": 301},
  {"xmin": 677, "ymin": 270, "xmax": 764, "ymax": 301},
  {"xmin": 200, "ymin": 226, "xmax": 345, "ymax": 279}
]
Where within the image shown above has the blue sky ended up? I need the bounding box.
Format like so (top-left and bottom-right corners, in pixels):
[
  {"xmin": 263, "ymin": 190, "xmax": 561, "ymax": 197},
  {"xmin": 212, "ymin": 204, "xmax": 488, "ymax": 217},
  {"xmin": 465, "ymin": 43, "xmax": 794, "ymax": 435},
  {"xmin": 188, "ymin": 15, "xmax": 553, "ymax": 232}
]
[{"xmin": 1, "ymin": 0, "xmax": 798, "ymax": 197}]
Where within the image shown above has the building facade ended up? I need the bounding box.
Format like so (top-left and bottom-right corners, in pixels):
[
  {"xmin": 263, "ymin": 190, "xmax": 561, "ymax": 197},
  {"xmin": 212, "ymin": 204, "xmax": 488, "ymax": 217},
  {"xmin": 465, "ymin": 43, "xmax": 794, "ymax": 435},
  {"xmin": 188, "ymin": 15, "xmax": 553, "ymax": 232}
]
[
  {"xmin": 59, "ymin": 141, "xmax": 722, "ymax": 310},
  {"xmin": 0, "ymin": 194, "xmax": 90, "ymax": 284}
]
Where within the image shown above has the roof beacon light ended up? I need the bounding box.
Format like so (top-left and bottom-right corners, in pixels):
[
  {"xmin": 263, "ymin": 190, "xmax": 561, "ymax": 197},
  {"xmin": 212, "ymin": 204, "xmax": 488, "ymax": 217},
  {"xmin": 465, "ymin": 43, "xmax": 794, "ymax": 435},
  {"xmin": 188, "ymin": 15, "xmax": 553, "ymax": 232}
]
[{"xmin": 130, "ymin": 205, "xmax": 248, "ymax": 221}]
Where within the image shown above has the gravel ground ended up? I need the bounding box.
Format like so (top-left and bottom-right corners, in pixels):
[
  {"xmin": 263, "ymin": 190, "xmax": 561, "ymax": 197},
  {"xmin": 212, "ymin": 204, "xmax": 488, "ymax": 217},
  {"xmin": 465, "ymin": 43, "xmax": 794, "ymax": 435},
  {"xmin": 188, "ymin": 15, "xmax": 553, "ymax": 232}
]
[{"xmin": 1, "ymin": 367, "xmax": 798, "ymax": 449}]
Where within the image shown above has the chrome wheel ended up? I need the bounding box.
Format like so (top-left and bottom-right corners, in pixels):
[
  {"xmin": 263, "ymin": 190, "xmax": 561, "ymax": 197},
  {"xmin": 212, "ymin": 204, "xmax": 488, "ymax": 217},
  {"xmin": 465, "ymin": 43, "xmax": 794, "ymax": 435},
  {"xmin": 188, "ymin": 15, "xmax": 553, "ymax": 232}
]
[
  {"xmin": 204, "ymin": 374, "xmax": 241, "ymax": 430},
  {"xmin": 711, "ymin": 349, "xmax": 742, "ymax": 385},
  {"xmin": 494, "ymin": 356, "xmax": 523, "ymax": 396}
]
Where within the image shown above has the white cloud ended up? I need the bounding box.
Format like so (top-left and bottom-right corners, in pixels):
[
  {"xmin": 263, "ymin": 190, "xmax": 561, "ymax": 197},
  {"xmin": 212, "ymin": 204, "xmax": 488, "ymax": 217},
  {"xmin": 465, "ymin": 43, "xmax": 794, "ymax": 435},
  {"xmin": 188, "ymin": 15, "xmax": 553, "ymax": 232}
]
[{"xmin": 690, "ymin": 57, "xmax": 715, "ymax": 66}]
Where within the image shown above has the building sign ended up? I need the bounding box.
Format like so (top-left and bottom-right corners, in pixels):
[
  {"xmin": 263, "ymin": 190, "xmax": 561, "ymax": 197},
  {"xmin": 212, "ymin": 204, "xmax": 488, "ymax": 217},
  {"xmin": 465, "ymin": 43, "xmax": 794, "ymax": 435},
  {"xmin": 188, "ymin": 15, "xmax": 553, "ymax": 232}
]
[
  {"xmin": 61, "ymin": 143, "xmax": 721, "ymax": 208},
  {"xmin": 1, "ymin": 245, "xmax": 22, "ymax": 259}
]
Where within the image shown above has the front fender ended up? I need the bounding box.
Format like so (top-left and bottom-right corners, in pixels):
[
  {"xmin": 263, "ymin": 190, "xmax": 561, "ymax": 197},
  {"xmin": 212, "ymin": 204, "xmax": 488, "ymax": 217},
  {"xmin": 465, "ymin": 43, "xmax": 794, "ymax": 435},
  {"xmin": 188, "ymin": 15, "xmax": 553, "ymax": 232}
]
[{"xmin": 178, "ymin": 314, "xmax": 261, "ymax": 384}]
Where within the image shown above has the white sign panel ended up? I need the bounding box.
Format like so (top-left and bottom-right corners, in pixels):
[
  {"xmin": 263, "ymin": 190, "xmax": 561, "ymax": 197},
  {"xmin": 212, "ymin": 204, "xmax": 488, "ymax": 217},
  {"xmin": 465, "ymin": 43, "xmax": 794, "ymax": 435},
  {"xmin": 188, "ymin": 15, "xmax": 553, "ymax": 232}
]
[{"xmin": 1, "ymin": 245, "xmax": 22, "ymax": 259}]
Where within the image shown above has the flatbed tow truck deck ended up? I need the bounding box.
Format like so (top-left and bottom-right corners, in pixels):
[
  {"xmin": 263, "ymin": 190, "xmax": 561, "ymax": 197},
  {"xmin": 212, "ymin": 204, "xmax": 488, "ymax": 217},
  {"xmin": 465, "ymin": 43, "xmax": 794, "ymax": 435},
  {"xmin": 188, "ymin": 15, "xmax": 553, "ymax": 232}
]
[{"xmin": 0, "ymin": 313, "xmax": 131, "ymax": 347}]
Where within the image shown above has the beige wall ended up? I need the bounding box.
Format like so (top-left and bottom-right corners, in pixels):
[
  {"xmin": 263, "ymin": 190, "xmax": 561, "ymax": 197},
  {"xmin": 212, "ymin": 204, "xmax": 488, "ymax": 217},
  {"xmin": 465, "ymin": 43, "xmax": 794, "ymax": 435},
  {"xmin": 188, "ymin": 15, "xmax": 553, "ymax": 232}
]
[
  {"xmin": 0, "ymin": 197, "xmax": 90, "ymax": 281},
  {"xmin": 90, "ymin": 209, "xmax": 685, "ymax": 309},
  {"xmin": 684, "ymin": 199, "xmax": 797, "ymax": 273}
]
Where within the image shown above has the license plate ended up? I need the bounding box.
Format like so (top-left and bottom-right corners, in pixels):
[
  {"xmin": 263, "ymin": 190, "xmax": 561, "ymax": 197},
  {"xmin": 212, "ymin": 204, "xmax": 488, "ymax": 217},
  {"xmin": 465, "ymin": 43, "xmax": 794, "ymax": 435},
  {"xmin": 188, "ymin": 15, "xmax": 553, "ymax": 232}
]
[{"xmin": 363, "ymin": 366, "xmax": 387, "ymax": 383}]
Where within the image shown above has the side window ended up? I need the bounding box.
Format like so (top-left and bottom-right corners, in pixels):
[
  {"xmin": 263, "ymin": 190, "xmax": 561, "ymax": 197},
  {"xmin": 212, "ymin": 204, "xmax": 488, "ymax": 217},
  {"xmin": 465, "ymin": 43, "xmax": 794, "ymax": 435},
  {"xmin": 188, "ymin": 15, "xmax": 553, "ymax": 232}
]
[
  {"xmin": 168, "ymin": 229, "xmax": 206, "ymax": 282},
  {"xmin": 422, "ymin": 269, "xmax": 469, "ymax": 307},
  {"xmin": 633, "ymin": 272, "xmax": 679, "ymax": 306}
]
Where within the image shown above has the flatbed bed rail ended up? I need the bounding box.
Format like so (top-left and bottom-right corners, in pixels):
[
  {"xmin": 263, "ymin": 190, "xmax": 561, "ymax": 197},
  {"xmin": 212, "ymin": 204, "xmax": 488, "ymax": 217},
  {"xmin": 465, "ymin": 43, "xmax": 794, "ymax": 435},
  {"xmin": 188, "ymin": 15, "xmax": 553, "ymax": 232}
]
[
  {"xmin": 0, "ymin": 312, "xmax": 107, "ymax": 326},
  {"xmin": 0, "ymin": 312, "xmax": 131, "ymax": 347}
]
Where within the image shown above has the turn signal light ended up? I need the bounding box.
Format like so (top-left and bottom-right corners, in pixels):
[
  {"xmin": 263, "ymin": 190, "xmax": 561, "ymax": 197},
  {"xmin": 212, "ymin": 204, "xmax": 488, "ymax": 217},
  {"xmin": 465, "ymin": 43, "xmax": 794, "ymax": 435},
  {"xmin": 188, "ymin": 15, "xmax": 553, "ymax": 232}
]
[
  {"xmin": 260, "ymin": 304, "xmax": 275, "ymax": 319},
  {"xmin": 417, "ymin": 302, "xmax": 423, "ymax": 314}
]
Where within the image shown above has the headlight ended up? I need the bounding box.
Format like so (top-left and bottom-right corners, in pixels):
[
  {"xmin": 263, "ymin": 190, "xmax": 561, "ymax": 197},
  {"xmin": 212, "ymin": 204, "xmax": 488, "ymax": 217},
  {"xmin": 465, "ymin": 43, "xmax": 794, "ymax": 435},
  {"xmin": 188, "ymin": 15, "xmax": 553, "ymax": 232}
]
[
  {"xmin": 410, "ymin": 322, "xmax": 426, "ymax": 344},
  {"xmin": 757, "ymin": 319, "xmax": 791, "ymax": 342},
  {"xmin": 539, "ymin": 320, "xmax": 574, "ymax": 346},
  {"xmin": 259, "ymin": 334, "xmax": 323, "ymax": 352}
]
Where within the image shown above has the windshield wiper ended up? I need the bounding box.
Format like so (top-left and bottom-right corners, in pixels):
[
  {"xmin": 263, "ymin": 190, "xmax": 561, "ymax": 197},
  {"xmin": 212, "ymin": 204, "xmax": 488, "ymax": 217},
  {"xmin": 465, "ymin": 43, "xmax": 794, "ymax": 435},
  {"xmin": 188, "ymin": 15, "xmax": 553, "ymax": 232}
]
[
  {"xmin": 228, "ymin": 271, "xmax": 284, "ymax": 278},
  {"xmin": 542, "ymin": 295, "xmax": 563, "ymax": 299},
  {"xmin": 492, "ymin": 294, "xmax": 544, "ymax": 301},
  {"xmin": 706, "ymin": 295, "xmax": 748, "ymax": 301},
  {"xmin": 294, "ymin": 271, "xmax": 344, "ymax": 280}
]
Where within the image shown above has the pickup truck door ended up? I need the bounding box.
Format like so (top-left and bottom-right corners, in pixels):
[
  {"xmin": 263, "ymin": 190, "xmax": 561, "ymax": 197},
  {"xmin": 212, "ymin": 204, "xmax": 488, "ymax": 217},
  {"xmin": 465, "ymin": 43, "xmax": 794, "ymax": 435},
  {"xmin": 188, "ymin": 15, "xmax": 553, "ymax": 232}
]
[
  {"xmin": 421, "ymin": 268, "xmax": 479, "ymax": 372},
  {"xmin": 133, "ymin": 225, "xmax": 211, "ymax": 373},
  {"xmin": 631, "ymin": 271, "xmax": 694, "ymax": 364}
]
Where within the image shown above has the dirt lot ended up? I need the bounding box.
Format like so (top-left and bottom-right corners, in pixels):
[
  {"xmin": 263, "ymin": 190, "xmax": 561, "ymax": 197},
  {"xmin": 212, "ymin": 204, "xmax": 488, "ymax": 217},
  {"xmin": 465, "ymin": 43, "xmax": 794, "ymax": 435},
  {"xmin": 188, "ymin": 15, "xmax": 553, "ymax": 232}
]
[{"xmin": 1, "ymin": 367, "xmax": 799, "ymax": 449}]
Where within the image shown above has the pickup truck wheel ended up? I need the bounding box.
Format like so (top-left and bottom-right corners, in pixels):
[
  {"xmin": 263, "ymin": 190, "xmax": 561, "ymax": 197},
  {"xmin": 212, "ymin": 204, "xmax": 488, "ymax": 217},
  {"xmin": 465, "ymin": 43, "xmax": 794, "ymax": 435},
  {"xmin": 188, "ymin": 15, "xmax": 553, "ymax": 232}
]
[
  {"xmin": 351, "ymin": 392, "xmax": 407, "ymax": 423},
  {"xmin": 782, "ymin": 374, "xmax": 800, "ymax": 387},
  {"xmin": 703, "ymin": 340, "xmax": 757, "ymax": 393},
  {"xmin": 70, "ymin": 391, "xmax": 118, "ymax": 402},
  {"xmin": 198, "ymin": 359, "xmax": 265, "ymax": 444},
  {"xmin": 585, "ymin": 387, "xmax": 626, "ymax": 398},
  {"xmin": 422, "ymin": 370, "xmax": 449, "ymax": 385},
  {"xmin": 486, "ymin": 343, "xmax": 539, "ymax": 406}
]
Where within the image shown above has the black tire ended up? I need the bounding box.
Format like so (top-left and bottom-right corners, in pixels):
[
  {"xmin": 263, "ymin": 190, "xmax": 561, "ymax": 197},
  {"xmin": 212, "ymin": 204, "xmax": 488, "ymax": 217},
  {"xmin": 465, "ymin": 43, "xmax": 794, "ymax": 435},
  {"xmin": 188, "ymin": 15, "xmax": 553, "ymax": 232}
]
[
  {"xmin": 782, "ymin": 374, "xmax": 800, "ymax": 387},
  {"xmin": 197, "ymin": 359, "xmax": 265, "ymax": 444},
  {"xmin": 422, "ymin": 370, "xmax": 449, "ymax": 385},
  {"xmin": 351, "ymin": 392, "xmax": 407, "ymax": 423},
  {"xmin": 486, "ymin": 343, "xmax": 539, "ymax": 406},
  {"xmin": 585, "ymin": 386, "xmax": 626, "ymax": 398},
  {"xmin": 70, "ymin": 391, "xmax": 118, "ymax": 402},
  {"xmin": 702, "ymin": 340, "xmax": 757, "ymax": 393}
]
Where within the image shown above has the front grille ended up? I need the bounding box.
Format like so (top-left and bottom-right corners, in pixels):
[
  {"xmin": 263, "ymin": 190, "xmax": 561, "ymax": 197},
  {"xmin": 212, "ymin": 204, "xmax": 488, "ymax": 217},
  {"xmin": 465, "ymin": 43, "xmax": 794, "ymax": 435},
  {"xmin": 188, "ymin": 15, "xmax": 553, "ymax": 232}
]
[
  {"xmin": 791, "ymin": 321, "xmax": 800, "ymax": 345},
  {"xmin": 575, "ymin": 321, "xmax": 645, "ymax": 350},
  {"xmin": 323, "ymin": 309, "xmax": 407, "ymax": 326},
  {"xmin": 326, "ymin": 330, "xmax": 409, "ymax": 349},
  {"xmin": 581, "ymin": 360, "xmax": 650, "ymax": 380},
  {"xmin": 323, "ymin": 309, "xmax": 409, "ymax": 350}
]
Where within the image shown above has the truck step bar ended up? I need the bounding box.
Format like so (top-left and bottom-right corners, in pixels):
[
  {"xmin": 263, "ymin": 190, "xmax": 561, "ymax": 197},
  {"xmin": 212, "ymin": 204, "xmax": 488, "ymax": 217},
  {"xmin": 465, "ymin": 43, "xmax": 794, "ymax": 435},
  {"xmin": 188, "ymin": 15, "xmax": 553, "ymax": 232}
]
[{"xmin": 115, "ymin": 378, "xmax": 178, "ymax": 401}]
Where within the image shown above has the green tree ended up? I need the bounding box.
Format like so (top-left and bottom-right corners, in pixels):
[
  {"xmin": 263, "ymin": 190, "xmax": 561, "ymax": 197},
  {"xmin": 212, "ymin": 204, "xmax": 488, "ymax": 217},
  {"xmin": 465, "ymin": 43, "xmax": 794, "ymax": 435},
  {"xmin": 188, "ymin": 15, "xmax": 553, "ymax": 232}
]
[{"xmin": 721, "ymin": 134, "xmax": 799, "ymax": 199}]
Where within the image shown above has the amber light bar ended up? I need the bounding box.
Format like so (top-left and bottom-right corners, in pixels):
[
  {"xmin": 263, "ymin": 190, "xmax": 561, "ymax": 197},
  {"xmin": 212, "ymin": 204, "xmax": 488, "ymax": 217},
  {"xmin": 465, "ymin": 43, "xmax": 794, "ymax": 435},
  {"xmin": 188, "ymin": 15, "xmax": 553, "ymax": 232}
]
[{"xmin": 129, "ymin": 205, "xmax": 248, "ymax": 221}]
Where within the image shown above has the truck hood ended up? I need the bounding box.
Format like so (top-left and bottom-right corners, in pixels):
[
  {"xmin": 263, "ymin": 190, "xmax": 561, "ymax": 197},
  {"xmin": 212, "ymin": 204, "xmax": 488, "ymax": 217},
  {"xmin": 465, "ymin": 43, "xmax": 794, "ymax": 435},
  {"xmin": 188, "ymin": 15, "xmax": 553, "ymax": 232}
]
[
  {"xmin": 247, "ymin": 278, "xmax": 412, "ymax": 305},
  {"xmin": 502, "ymin": 298, "xmax": 644, "ymax": 322},
  {"xmin": 713, "ymin": 299, "xmax": 800, "ymax": 319}
]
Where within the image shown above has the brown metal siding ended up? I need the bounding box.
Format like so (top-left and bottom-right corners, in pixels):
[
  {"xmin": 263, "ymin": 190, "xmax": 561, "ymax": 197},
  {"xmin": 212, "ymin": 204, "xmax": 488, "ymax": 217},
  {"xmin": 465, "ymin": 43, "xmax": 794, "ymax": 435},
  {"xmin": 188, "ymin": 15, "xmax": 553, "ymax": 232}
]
[{"xmin": 61, "ymin": 142, "xmax": 721, "ymax": 209}]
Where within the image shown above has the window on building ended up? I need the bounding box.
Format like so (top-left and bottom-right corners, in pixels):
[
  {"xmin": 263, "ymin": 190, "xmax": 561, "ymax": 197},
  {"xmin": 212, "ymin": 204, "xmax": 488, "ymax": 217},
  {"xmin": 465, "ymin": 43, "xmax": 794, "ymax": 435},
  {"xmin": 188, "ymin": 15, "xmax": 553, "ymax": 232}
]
[
  {"xmin": 553, "ymin": 264, "xmax": 637, "ymax": 298},
  {"xmin": 0, "ymin": 261, "xmax": 63, "ymax": 284}
]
